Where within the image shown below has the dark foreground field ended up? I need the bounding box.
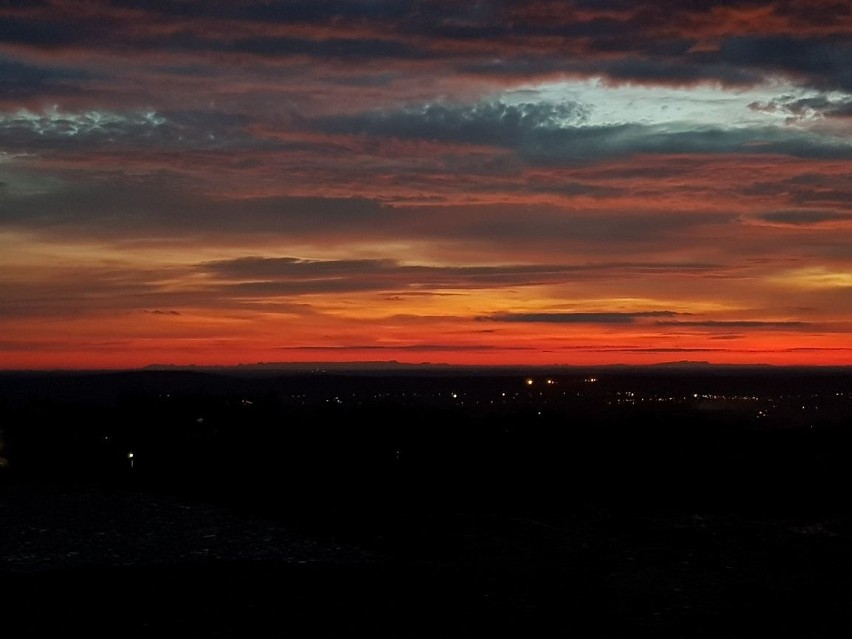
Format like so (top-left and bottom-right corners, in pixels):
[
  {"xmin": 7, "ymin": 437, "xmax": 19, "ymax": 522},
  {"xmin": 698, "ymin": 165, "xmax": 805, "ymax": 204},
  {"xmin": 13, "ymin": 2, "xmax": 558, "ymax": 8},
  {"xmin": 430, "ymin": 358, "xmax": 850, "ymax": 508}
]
[
  {"xmin": 3, "ymin": 368, "xmax": 852, "ymax": 637},
  {"xmin": 4, "ymin": 481, "xmax": 852, "ymax": 638}
]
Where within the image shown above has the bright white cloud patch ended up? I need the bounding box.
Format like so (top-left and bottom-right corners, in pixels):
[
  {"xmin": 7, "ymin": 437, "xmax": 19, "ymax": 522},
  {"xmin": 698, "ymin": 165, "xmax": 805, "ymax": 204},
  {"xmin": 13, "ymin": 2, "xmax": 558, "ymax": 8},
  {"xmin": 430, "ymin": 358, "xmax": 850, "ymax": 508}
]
[
  {"xmin": 1, "ymin": 107, "xmax": 166, "ymax": 137},
  {"xmin": 505, "ymin": 78, "xmax": 852, "ymax": 130}
]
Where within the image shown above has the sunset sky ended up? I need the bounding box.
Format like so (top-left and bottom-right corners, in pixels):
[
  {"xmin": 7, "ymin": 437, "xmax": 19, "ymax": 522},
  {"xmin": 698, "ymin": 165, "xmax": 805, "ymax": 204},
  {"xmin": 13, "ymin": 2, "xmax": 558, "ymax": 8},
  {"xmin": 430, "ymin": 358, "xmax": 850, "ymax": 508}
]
[{"xmin": 2, "ymin": 0, "xmax": 852, "ymax": 369}]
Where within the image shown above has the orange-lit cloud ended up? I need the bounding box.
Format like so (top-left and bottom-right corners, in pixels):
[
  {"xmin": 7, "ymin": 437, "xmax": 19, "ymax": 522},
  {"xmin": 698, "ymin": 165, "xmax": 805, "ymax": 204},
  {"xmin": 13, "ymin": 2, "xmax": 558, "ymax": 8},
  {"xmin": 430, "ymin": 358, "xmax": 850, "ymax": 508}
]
[{"xmin": 1, "ymin": 1, "xmax": 851, "ymax": 369}]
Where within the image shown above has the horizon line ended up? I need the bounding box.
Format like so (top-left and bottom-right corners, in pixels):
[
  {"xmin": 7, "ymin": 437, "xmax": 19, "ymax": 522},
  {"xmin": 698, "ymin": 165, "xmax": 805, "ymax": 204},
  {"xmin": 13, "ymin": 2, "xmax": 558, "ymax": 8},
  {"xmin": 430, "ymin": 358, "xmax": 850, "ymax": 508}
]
[{"xmin": 4, "ymin": 360, "xmax": 852, "ymax": 375}]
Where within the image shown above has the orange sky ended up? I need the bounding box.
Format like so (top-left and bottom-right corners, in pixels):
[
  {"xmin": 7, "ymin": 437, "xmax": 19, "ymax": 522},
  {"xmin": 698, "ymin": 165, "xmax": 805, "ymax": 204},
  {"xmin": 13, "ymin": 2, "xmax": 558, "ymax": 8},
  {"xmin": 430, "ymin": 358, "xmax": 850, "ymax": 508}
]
[{"xmin": 1, "ymin": 1, "xmax": 851, "ymax": 369}]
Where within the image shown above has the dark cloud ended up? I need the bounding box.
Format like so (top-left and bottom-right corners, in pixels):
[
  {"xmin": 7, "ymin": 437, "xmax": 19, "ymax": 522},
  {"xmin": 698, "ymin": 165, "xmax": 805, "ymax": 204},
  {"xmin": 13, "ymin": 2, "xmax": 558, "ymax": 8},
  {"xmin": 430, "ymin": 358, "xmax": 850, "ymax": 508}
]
[
  {"xmin": 108, "ymin": 0, "xmax": 414, "ymax": 22},
  {"xmin": 570, "ymin": 1, "xmax": 772, "ymax": 13},
  {"xmin": 602, "ymin": 58, "xmax": 762, "ymax": 86},
  {"xmin": 199, "ymin": 257, "xmax": 713, "ymax": 284},
  {"xmin": 484, "ymin": 311, "xmax": 682, "ymax": 324},
  {"xmin": 657, "ymin": 320, "xmax": 811, "ymax": 328},
  {"xmin": 1, "ymin": 0, "xmax": 850, "ymax": 93},
  {"xmin": 458, "ymin": 57, "xmax": 582, "ymax": 78},
  {"xmin": 315, "ymin": 100, "xmax": 591, "ymax": 147},
  {"xmin": 459, "ymin": 53, "xmax": 767, "ymax": 88},
  {"xmin": 742, "ymin": 173, "xmax": 852, "ymax": 208},
  {"xmin": 715, "ymin": 35, "xmax": 852, "ymax": 91},
  {"xmin": 0, "ymin": 108, "xmax": 255, "ymax": 153},
  {"xmin": 428, "ymin": 206, "xmax": 731, "ymax": 245},
  {"xmin": 0, "ymin": 59, "xmax": 94, "ymax": 100},
  {"xmin": 2, "ymin": 170, "xmax": 736, "ymax": 249},
  {"xmin": 276, "ymin": 344, "xmax": 516, "ymax": 352},
  {"xmin": 157, "ymin": 32, "xmax": 426, "ymax": 61},
  {"xmin": 198, "ymin": 257, "xmax": 720, "ymax": 294},
  {"xmin": 202, "ymin": 257, "xmax": 398, "ymax": 280},
  {"xmin": 215, "ymin": 278, "xmax": 393, "ymax": 296},
  {"xmin": 524, "ymin": 124, "xmax": 852, "ymax": 163},
  {"xmin": 772, "ymin": 0, "xmax": 852, "ymax": 25},
  {"xmin": 312, "ymin": 102, "xmax": 852, "ymax": 163},
  {"xmin": 0, "ymin": 176, "xmax": 394, "ymax": 237},
  {"xmin": 749, "ymin": 94, "xmax": 852, "ymax": 121},
  {"xmin": 0, "ymin": 2, "xmax": 430, "ymax": 63},
  {"xmin": 556, "ymin": 344, "xmax": 852, "ymax": 354},
  {"xmin": 0, "ymin": 16, "xmax": 84, "ymax": 48},
  {"xmin": 752, "ymin": 211, "xmax": 852, "ymax": 226},
  {"xmin": 0, "ymin": 267, "xmax": 189, "ymax": 318}
]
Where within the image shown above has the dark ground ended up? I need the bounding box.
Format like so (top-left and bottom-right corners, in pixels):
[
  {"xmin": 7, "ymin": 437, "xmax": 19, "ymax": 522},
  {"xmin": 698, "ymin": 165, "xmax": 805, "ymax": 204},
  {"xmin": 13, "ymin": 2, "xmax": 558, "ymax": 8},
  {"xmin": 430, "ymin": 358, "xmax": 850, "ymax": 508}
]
[
  {"xmin": 3, "ymin": 369, "xmax": 852, "ymax": 637},
  {"xmin": 4, "ymin": 479, "xmax": 852, "ymax": 638}
]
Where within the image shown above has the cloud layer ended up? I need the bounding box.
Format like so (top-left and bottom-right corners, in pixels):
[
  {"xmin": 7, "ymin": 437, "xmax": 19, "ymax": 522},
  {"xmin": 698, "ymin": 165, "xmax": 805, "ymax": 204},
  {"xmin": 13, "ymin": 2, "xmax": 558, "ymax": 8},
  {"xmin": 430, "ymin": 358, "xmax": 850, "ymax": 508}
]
[{"xmin": 1, "ymin": 0, "xmax": 851, "ymax": 368}]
